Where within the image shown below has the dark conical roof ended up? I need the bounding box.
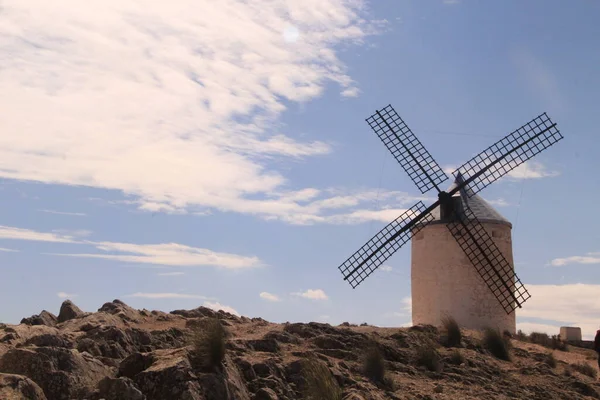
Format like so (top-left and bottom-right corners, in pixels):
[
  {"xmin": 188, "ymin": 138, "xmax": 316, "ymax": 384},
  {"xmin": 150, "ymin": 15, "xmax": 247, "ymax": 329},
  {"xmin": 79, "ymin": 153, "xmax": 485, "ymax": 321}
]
[{"xmin": 428, "ymin": 174, "xmax": 512, "ymax": 227}]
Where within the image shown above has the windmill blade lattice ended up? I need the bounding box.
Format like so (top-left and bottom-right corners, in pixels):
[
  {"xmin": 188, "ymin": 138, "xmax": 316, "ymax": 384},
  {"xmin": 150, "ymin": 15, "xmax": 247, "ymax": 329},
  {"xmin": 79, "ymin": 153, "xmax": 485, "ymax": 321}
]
[
  {"xmin": 452, "ymin": 112, "xmax": 563, "ymax": 197},
  {"xmin": 339, "ymin": 201, "xmax": 433, "ymax": 288},
  {"xmin": 446, "ymin": 202, "xmax": 531, "ymax": 314},
  {"xmin": 366, "ymin": 104, "xmax": 449, "ymax": 194}
]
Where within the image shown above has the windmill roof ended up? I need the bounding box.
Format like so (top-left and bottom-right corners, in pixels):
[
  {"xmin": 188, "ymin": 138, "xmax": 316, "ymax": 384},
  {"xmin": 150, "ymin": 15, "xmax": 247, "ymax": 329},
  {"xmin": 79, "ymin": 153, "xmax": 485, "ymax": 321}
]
[{"xmin": 428, "ymin": 174, "xmax": 512, "ymax": 227}]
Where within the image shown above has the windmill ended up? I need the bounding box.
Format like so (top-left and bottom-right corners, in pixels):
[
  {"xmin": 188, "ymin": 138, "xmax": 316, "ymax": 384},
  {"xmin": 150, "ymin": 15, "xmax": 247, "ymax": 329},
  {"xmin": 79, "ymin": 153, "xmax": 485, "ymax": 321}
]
[{"xmin": 338, "ymin": 104, "xmax": 563, "ymax": 330}]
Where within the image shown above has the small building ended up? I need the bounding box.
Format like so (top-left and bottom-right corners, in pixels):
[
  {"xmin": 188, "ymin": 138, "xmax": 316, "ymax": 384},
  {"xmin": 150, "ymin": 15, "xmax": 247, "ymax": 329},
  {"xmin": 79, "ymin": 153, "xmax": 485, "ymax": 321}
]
[{"xmin": 560, "ymin": 326, "xmax": 582, "ymax": 342}]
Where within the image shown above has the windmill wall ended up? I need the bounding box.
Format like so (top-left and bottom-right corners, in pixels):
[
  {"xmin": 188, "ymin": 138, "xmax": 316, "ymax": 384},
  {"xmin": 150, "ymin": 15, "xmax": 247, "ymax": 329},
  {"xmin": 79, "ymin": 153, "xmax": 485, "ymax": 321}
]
[{"xmin": 410, "ymin": 221, "xmax": 516, "ymax": 334}]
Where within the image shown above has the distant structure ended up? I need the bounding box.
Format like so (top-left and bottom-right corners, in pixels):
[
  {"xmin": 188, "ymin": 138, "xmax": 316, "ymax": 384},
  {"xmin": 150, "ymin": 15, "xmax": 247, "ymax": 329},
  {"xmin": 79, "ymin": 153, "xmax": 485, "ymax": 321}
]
[
  {"xmin": 411, "ymin": 176, "xmax": 516, "ymax": 333},
  {"xmin": 336, "ymin": 104, "xmax": 564, "ymax": 334},
  {"xmin": 560, "ymin": 326, "xmax": 582, "ymax": 342}
]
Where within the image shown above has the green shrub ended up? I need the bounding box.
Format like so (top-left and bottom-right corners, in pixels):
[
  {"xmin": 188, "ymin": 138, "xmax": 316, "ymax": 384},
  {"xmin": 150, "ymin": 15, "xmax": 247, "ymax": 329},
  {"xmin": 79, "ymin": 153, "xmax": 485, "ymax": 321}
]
[
  {"xmin": 571, "ymin": 362, "xmax": 597, "ymax": 378},
  {"xmin": 301, "ymin": 357, "xmax": 342, "ymax": 400},
  {"xmin": 189, "ymin": 318, "xmax": 227, "ymax": 370},
  {"xmin": 441, "ymin": 316, "xmax": 461, "ymax": 347},
  {"xmin": 415, "ymin": 344, "xmax": 443, "ymax": 372},
  {"xmin": 482, "ymin": 327, "xmax": 511, "ymax": 361},
  {"xmin": 449, "ymin": 349, "xmax": 465, "ymax": 365},
  {"xmin": 544, "ymin": 352, "xmax": 557, "ymax": 368}
]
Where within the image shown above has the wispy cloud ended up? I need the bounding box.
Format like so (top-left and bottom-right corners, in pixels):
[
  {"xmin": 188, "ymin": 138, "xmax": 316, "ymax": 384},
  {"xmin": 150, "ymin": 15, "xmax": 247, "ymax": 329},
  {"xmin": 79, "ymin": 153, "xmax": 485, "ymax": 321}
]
[
  {"xmin": 380, "ymin": 265, "xmax": 393, "ymax": 272},
  {"xmin": 57, "ymin": 291, "xmax": 77, "ymax": 299},
  {"xmin": 443, "ymin": 0, "xmax": 460, "ymax": 4},
  {"xmin": 443, "ymin": 159, "xmax": 558, "ymax": 183},
  {"xmin": 486, "ymin": 198, "xmax": 512, "ymax": 207},
  {"xmin": 38, "ymin": 209, "xmax": 86, "ymax": 217},
  {"xmin": 259, "ymin": 292, "xmax": 281, "ymax": 302},
  {"xmin": 156, "ymin": 271, "xmax": 185, "ymax": 276},
  {"xmin": 0, "ymin": 0, "xmax": 387, "ymax": 224},
  {"xmin": 383, "ymin": 296, "xmax": 411, "ymax": 318},
  {"xmin": 0, "ymin": 247, "xmax": 19, "ymax": 252},
  {"xmin": 549, "ymin": 252, "xmax": 600, "ymax": 267},
  {"xmin": 0, "ymin": 224, "xmax": 261, "ymax": 269},
  {"xmin": 291, "ymin": 289, "xmax": 329, "ymax": 300}
]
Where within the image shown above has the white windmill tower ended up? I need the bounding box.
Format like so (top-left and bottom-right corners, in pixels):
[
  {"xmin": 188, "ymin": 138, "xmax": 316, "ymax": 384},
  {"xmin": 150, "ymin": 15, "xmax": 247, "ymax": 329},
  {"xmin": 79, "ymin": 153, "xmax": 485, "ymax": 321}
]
[{"xmin": 336, "ymin": 105, "xmax": 563, "ymax": 333}]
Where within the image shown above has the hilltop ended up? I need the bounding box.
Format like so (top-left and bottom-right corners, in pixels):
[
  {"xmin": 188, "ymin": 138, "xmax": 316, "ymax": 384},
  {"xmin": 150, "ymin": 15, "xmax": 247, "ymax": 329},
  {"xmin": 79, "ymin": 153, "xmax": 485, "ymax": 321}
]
[{"xmin": 1, "ymin": 299, "xmax": 599, "ymax": 399}]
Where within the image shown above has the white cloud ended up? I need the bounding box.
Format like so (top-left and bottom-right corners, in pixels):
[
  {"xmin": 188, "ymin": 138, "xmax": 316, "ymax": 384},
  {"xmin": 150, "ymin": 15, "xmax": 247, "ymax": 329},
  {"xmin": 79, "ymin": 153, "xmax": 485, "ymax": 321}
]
[
  {"xmin": 0, "ymin": 223, "xmax": 260, "ymax": 269},
  {"xmin": 38, "ymin": 209, "xmax": 86, "ymax": 217},
  {"xmin": 0, "ymin": 226, "xmax": 77, "ymax": 243},
  {"xmin": 317, "ymin": 315, "xmax": 331, "ymax": 322},
  {"xmin": 291, "ymin": 289, "xmax": 328, "ymax": 300},
  {"xmin": 486, "ymin": 198, "xmax": 512, "ymax": 207},
  {"xmin": 516, "ymin": 322, "xmax": 562, "ymax": 337},
  {"xmin": 507, "ymin": 161, "xmax": 559, "ymax": 180},
  {"xmin": 156, "ymin": 271, "xmax": 185, "ymax": 276},
  {"xmin": 443, "ymin": 0, "xmax": 460, "ymax": 4},
  {"xmin": 51, "ymin": 241, "xmax": 262, "ymax": 269},
  {"xmin": 550, "ymin": 253, "xmax": 600, "ymax": 267},
  {"xmin": 203, "ymin": 301, "xmax": 240, "ymax": 317},
  {"xmin": 57, "ymin": 291, "xmax": 77, "ymax": 298},
  {"xmin": 0, "ymin": 247, "xmax": 19, "ymax": 252},
  {"xmin": 384, "ymin": 296, "xmax": 411, "ymax": 318},
  {"xmin": 0, "ymin": 0, "xmax": 388, "ymax": 224},
  {"xmin": 380, "ymin": 265, "xmax": 393, "ymax": 272},
  {"xmin": 126, "ymin": 292, "xmax": 208, "ymax": 299},
  {"xmin": 517, "ymin": 283, "xmax": 600, "ymax": 340},
  {"xmin": 259, "ymin": 292, "xmax": 280, "ymax": 302}
]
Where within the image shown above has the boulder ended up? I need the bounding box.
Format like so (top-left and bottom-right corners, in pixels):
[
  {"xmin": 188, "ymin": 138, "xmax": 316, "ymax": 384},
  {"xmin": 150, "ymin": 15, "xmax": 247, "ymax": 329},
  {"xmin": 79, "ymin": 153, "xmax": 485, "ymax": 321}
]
[
  {"xmin": 0, "ymin": 373, "xmax": 47, "ymax": 400},
  {"xmin": 21, "ymin": 310, "xmax": 58, "ymax": 327},
  {"xmin": 98, "ymin": 299, "xmax": 141, "ymax": 323},
  {"xmin": 94, "ymin": 376, "xmax": 145, "ymax": 400},
  {"xmin": 0, "ymin": 347, "xmax": 112, "ymax": 400},
  {"xmin": 58, "ymin": 300, "xmax": 85, "ymax": 323}
]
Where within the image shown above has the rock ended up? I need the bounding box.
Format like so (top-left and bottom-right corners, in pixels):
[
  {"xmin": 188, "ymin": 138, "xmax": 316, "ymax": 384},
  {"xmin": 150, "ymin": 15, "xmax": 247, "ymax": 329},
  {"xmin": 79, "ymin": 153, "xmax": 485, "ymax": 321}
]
[
  {"xmin": 0, "ymin": 373, "xmax": 47, "ymax": 400},
  {"xmin": 253, "ymin": 387, "xmax": 278, "ymax": 400},
  {"xmin": 21, "ymin": 310, "xmax": 58, "ymax": 327},
  {"xmin": 0, "ymin": 347, "xmax": 112, "ymax": 400},
  {"xmin": 58, "ymin": 300, "xmax": 85, "ymax": 323},
  {"xmin": 98, "ymin": 299, "xmax": 141, "ymax": 323},
  {"xmin": 24, "ymin": 333, "xmax": 73, "ymax": 348},
  {"xmin": 119, "ymin": 352, "xmax": 156, "ymax": 379},
  {"xmin": 246, "ymin": 339, "xmax": 280, "ymax": 353},
  {"xmin": 95, "ymin": 376, "xmax": 145, "ymax": 400},
  {"xmin": 134, "ymin": 350, "xmax": 203, "ymax": 400},
  {"xmin": 77, "ymin": 325, "xmax": 153, "ymax": 359},
  {"xmin": 0, "ymin": 332, "xmax": 17, "ymax": 343}
]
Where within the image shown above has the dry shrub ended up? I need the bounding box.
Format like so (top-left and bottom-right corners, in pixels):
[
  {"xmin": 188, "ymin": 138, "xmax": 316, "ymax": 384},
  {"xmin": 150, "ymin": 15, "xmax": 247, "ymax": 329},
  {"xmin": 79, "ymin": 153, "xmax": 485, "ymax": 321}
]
[
  {"xmin": 301, "ymin": 357, "xmax": 342, "ymax": 400},
  {"xmin": 362, "ymin": 346, "xmax": 394, "ymax": 389},
  {"xmin": 571, "ymin": 362, "xmax": 597, "ymax": 378},
  {"xmin": 415, "ymin": 344, "xmax": 443, "ymax": 372},
  {"xmin": 482, "ymin": 327, "xmax": 511, "ymax": 361},
  {"xmin": 441, "ymin": 316, "xmax": 461, "ymax": 347},
  {"xmin": 449, "ymin": 349, "xmax": 465, "ymax": 365},
  {"xmin": 544, "ymin": 352, "xmax": 557, "ymax": 368},
  {"xmin": 515, "ymin": 329, "xmax": 527, "ymax": 341},
  {"xmin": 528, "ymin": 332, "xmax": 568, "ymax": 351},
  {"xmin": 189, "ymin": 317, "xmax": 226, "ymax": 370}
]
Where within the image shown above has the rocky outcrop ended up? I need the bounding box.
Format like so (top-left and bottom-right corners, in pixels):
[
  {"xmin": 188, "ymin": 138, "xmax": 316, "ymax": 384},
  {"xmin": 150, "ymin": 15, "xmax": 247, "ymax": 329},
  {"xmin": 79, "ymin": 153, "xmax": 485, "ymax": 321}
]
[
  {"xmin": 1, "ymin": 299, "xmax": 600, "ymax": 400},
  {"xmin": 58, "ymin": 300, "xmax": 85, "ymax": 323},
  {"xmin": 0, "ymin": 373, "xmax": 47, "ymax": 399},
  {"xmin": 21, "ymin": 310, "xmax": 58, "ymax": 327}
]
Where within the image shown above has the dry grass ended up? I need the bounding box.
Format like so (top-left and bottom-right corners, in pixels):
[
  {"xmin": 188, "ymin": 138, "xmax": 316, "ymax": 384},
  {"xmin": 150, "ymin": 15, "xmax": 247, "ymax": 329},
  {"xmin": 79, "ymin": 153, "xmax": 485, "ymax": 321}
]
[
  {"xmin": 544, "ymin": 352, "xmax": 557, "ymax": 368},
  {"xmin": 300, "ymin": 357, "xmax": 342, "ymax": 400},
  {"xmin": 415, "ymin": 344, "xmax": 443, "ymax": 372},
  {"xmin": 441, "ymin": 316, "xmax": 461, "ymax": 347},
  {"xmin": 527, "ymin": 332, "xmax": 568, "ymax": 351},
  {"xmin": 362, "ymin": 346, "xmax": 394, "ymax": 389},
  {"xmin": 448, "ymin": 349, "xmax": 465, "ymax": 365},
  {"xmin": 571, "ymin": 362, "xmax": 597, "ymax": 378},
  {"xmin": 189, "ymin": 317, "xmax": 227, "ymax": 371},
  {"xmin": 482, "ymin": 327, "xmax": 511, "ymax": 361}
]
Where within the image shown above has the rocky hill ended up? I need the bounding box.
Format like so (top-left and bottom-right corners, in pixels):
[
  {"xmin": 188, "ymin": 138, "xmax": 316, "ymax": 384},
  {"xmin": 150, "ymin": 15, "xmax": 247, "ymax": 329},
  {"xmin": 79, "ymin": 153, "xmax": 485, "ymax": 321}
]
[{"xmin": 1, "ymin": 299, "xmax": 599, "ymax": 400}]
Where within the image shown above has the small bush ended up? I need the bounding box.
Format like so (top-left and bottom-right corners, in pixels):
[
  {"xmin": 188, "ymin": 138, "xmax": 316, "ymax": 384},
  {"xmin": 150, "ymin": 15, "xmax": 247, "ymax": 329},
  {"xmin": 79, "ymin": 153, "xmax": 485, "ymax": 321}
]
[
  {"xmin": 571, "ymin": 362, "xmax": 597, "ymax": 378},
  {"xmin": 415, "ymin": 344, "xmax": 443, "ymax": 372},
  {"xmin": 563, "ymin": 365, "xmax": 572, "ymax": 377},
  {"xmin": 528, "ymin": 332, "xmax": 568, "ymax": 351},
  {"xmin": 544, "ymin": 352, "xmax": 557, "ymax": 368},
  {"xmin": 363, "ymin": 346, "xmax": 386, "ymax": 384},
  {"xmin": 449, "ymin": 349, "xmax": 465, "ymax": 365},
  {"xmin": 482, "ymin": 327, "xmax": 511, "ymax": 361},
  {"xmin": 301, "ymin": 357, "xmax": 342, "ymax": 400},
  {"xmin": 441, "ymin": 316, "xmax": 461, "ymax": 347},
  {"xmin": 189, "ymin": 318, "xmax": 227, "ymax": 370},
  {"xmin": 515, "ymin": 329, "xmax": 527, "ymax": 341}
]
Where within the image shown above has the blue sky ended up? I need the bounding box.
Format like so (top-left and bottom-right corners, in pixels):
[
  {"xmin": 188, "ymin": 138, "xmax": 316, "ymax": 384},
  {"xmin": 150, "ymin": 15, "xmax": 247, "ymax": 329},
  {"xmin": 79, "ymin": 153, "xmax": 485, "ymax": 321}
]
[{"xmin": 1, "ymin": 0, "xmax": 599, "ymax": 337}]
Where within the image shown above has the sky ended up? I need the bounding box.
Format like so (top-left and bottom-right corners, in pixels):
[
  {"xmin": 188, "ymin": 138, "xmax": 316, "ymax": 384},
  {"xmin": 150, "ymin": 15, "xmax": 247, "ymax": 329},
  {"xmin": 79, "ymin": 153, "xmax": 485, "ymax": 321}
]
[{"xmin": 0, "ymin": 0, "xmax": 599, "ymax": 338}]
